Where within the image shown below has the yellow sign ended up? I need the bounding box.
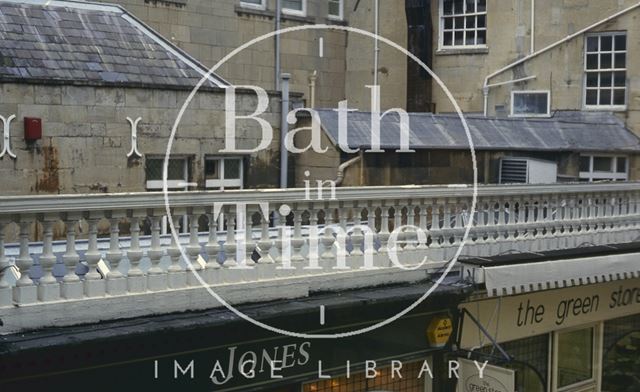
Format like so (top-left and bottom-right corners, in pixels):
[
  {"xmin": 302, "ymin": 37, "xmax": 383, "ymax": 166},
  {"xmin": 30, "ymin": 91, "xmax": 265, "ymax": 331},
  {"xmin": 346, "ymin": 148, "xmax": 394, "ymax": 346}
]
[{"xmin": 427, "ymin": 315, "xmax": 453, "ymax": 348}]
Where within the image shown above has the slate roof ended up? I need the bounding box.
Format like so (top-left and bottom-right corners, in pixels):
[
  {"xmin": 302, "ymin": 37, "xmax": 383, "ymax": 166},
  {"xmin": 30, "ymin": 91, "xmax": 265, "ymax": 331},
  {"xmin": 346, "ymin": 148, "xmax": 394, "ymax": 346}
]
[
  {"xmin": 0, "ymin": 0, "xmax": 226, "ymax": 88},
  {"xmin": 311, "ymin": 109, "xmax": 640, "ymax": 153}
]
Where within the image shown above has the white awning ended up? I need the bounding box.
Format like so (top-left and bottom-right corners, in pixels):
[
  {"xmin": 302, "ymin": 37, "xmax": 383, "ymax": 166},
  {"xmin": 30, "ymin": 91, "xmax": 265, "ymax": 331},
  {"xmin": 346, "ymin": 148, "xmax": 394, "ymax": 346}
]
[{"xmin": 462, "ymin": 252, "xmax": 640, "ymax": 297}]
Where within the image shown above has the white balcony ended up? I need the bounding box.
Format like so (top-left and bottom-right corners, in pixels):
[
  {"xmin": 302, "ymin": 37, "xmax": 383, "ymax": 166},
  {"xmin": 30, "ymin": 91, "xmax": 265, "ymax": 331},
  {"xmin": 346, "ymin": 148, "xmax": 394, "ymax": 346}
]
[{"xmin": 0, "ymin": 182, "xmax": 639, "ymax": 333}]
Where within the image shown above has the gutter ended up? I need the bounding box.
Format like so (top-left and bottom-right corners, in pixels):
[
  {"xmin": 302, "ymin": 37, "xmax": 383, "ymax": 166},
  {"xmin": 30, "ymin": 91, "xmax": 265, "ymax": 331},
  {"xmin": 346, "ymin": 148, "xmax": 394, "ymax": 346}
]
[
  {"xmin": 483, "ymin": 1, "xmax": 640, "ymax": 116},
  {"xmin": 335, "ymin": 155, "xmax": 363, "ymax": 186}
]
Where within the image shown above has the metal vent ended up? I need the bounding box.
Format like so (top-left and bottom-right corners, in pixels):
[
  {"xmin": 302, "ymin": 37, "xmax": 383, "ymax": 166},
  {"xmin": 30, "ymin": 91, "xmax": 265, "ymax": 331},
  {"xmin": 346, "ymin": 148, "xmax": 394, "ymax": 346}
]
[{"xmin": 500, "ymin": 159, "xmax": 528, "ymax": 183}]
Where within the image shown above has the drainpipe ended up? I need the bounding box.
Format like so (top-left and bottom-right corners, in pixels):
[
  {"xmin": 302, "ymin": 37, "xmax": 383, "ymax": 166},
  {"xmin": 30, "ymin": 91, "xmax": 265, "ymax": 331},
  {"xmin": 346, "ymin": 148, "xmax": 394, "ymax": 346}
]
[
  {"xmin": 280, "ymin": 73, "xmax": 291, "ymax": 188},
  {"xmin": 482, "ymin": 1, "xmax": 640, "ymax": 117},
  {"xmin": 373, "ymin": 0, "xmax": 380, "ymax": 86},
  {"xmin": 275, "ymin": 0, "xmax": 282, "ymax": 90},
  {"xmin": 335, "ymin": 156, "xmax": 362, "ymax": 186},
  {"xmin": 530, "ymin": 0, "xmax": 535, "ymax": 53},
  {"xmin": 308, "ymin": 71, "xmax": 317, "ymax": 108}
]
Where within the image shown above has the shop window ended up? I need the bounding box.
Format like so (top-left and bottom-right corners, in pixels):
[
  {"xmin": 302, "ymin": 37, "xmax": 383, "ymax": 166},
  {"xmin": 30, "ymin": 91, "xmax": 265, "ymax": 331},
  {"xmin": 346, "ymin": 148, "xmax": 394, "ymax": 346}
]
[
  {"xmin": 602, "ymin": 314, "xmax": 640, "ymax": 391},
  {"xmin": 303, "ymin": 359, "xmax": 430, "ymax": 392},
  {"xmin": 239, "ymin": 0, "xmax": 266, "ymax": 10},
  {"xmin": 145, "ymin": 157, "xmax": 190, "ymax": 190},
  {"xmin": 328, "ymin": 0, "xmax": 343, "ymax": 20},
  {"xmin": 556, "ymin": 327, "xmax": 595, "ymax": 389},
  {"xmin": 205, "ymin": 157, "xmax": 244, "ymax": 190},
  {"xmin": 440, "ymin": 0, "xmax": 487, "ymax": 49},
  {"xmin": 584, "ymin": 32, "xmax": 627, "ymax": 109},
  {"xmin": 579, "ymin": 155, "xmax": 628, "ymax": 182},
  {"xmin": 511, "ymin": 91, "xmax": 550, "ymax": 117},
  {"xmin": 282, "ymin": 0, "xmax": 306, "ymax": 16}
]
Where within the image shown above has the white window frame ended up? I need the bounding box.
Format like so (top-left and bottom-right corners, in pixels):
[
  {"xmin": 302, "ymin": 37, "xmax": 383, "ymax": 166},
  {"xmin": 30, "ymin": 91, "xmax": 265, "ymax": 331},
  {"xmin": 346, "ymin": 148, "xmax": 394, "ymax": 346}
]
[
  {"xmin": 579, "ymin": 154, "xmax": 629, "ymax": 182},
  {"xmin": 239, "ymin": 0, "xmax": 266, "ymax": 10},
  {"xmin": 327, "ymin": 0, "xmax": 344, "ymax": 21},
  {"xmin": 145, "ymin": 157, "xmax": 189, "ymax": 190},
  {"xmin": 282, "ymin": 0, "xmax": 307, "ymax": 17},
  {"xmin": 510, "ymin": 90, "xmax": 551, "ymax": 118},
  {"xmin": 583, "ymin": 31, "xmax": 627, "ymax": 111},
  {"xmin": 551, "ymin": 324, "xmax": 602, "ymax": 392},
  {"xmin": 438, "ymin": 0, "xmax": 488, "ymax": 50},
  {"xmin": 205, "ymin": 156, "xmax": 244, "ymax": 190}
]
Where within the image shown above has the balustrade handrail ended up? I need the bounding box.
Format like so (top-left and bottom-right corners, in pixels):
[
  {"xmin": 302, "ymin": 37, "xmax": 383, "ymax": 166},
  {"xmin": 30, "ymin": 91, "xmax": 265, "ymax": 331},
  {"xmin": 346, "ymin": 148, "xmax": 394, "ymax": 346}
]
[{"xmin": 0, "ymin": 182, "xmax": 638, "ymax": 214}]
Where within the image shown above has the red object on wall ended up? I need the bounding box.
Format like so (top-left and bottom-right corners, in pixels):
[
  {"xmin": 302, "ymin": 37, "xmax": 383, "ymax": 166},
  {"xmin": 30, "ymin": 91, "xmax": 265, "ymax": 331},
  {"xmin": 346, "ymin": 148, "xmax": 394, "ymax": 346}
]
[{"xmin": 24, "ymin": 117, "xmax": 42, "ymax": 142}]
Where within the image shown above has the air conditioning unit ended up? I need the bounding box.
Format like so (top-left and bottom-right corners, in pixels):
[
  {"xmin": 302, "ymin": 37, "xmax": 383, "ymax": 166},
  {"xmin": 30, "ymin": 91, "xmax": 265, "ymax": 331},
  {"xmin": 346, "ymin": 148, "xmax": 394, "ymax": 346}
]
[{"xmin": 499, "ymin": 158, "xmax": 557, "ymax": 184}]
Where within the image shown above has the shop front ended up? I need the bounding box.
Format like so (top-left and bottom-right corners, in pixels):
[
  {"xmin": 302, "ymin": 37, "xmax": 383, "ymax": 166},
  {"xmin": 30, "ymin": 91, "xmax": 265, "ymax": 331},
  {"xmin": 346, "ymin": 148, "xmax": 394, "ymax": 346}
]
[{"xmin": 458, "ymin": 278, "xmax": 640, "ymax": 392}]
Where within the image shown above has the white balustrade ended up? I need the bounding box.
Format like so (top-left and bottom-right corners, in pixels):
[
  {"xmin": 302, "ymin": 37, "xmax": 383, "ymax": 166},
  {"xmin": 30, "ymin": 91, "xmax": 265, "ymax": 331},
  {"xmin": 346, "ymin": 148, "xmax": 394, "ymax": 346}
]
[{"xmin": 0, "ymin": 183, "xmax": 638, "ymax": 332}]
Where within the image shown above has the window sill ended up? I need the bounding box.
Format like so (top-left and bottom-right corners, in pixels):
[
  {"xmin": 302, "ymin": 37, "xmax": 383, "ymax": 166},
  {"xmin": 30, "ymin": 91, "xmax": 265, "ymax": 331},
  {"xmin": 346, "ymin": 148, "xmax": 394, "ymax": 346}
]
[
  {"xmin": 583, "ymin": 105, "xmax": 627, "ymax": 112},
  {"xmin": 436, "ymin": 47, "xmax": 489, "ymax": 56},
  {"xmin": 326, "ymin": 17, "xmax": 348, "ymax": 26},
  {"xmin": 281, "ymin": 12, "xmax": 315, "ymax": 24},
  {"xmin": 234, "ymin": 4, "xmax": 275, "ymax": 19}
]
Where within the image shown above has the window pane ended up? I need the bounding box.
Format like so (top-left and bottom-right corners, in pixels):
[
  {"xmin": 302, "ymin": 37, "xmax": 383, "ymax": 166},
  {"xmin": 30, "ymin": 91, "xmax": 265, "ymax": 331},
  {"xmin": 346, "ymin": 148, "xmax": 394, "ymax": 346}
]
[
  {"xmin": 557, "ymin": 328, "xmax": 594, "ymax": 388},
  {"xmin": 465, "ymin": 0, "xmax": 476, "ymax": 12},
  {"xmin": 454, "ymin": 16, "xmax": 464, "ymax": 28},
  {"xmin": 614, "ymin": 53, "xmax": 626, "ymax": 69},
  {"xmin": 444, "ymin": 31, "xmax": 453, "ymax": 46},
  {"xmin": 585, "ymin": 89, "xmax": 598, "ymax": 105},
  {"xmin": 205, "ymin": 159, "xmax": 220, "ymax": 180},
  {"xmin": 444, "ymin": 17, "xmax": 453, "ymax": 29},
  {"xmin": 241, "ymin": 0, "xmax": 263, "ymax": 5},
  {"xmin": 613, "ymin": 89, "xmax": 626, "ymax": 106},
  {"xmin": 617, "ymin": 157, "xmax": 627, "ymax": 173},
  {"xmin": 601, "ymin": 35, "xmax": 613, "ymax": 51},
  {"xmin": 593, "ymin": 157, "xmax": 613, "ymax": 172},
  {"xmin": 600, "ymin": 72, "xmax": 612, "ymax": 87},
  {"xmin": 146, "ymin": 158, "xmax": 185, "ymax": 181},
  {"xmin": 579, "ymin": 156, "xmax": 591, "ymax": 172},
  {"xmin": 477, "ymin": 15, "xmax": 486, "ymax": 27},
  {"xmin": 282, "ymin": 0, "xmax": 302, "ymax": 11},
  {"xmin": 454, "ymin": 0, "xmax": 464, "ymax": 14},
  {"xmin": 513, "ymin": 92, "xmax": 549, "ymax": 115},
  {"xmin": 586, "ymin": 54, "xmax": 598, "ymax": 70},
  {"xmin": 328, "ymin": 0, "xmax": 340, "ymax": 16},
  {"xmin": 614, "ymin": 72, "xmax": 626, "ymax": 87},
  {"xmin": 466, "ymin": 16, "xmax": 475, "ymax": 28},
  {"xmin": 586, "ymin": 73, "xmax": 598, "ymax": 87},
  {"xmin": 443, "ymin": 0, "xmax": 453, "ymax": 15},
  {"xmin": 601, "ymin": 53, "xmax": 612, "ymax": 69},
  {"xmin": 599, "ymin": 89, "xmax": 612, "ymax": 105},
  {"xmin": 465, "ymin": 30, "xmax": 475, "ymax": 45},
  {"xmin": 477, "ymin": 29, "xmax": 486, "ymax": 44},
  {"xmin": 586, "ymin": 36, "xmax": 599, "ymax": 52},
  {"xmin": 614, "ymin": 34, "xmax": 626, "ymax": 51},
  {"xmin": 224, "ymin": 159, "xmax": 241, "ymax": 179},
  {"xmin": 477, "ymin": 0, "xmax": 486, "ymax": 12},
  {"xmin": 455, "ymin": 31, "xmax": 464, "ymax": 45}
]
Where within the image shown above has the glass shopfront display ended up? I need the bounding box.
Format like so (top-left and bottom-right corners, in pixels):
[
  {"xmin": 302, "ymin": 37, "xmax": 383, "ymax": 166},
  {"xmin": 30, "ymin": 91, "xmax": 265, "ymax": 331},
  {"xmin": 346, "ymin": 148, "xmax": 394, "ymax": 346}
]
[
  {"xmin": 555, "ymin": 327, "xmax": 595, "ymax": 389},
  {"xmin": 602, "ymin": 314, "xmax": 640, "ymax": 392}
]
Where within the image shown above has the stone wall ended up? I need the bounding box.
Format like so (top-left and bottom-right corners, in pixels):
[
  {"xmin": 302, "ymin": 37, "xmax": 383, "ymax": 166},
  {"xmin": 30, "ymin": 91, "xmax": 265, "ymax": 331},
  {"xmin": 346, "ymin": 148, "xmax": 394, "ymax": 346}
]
[
  {"xmin": 0, "ymin": 83, "xmax": 283, "ymax": 195},
  {"xmin": 99, "ymin": 0, "xmax": 349, "ymax": 108}
]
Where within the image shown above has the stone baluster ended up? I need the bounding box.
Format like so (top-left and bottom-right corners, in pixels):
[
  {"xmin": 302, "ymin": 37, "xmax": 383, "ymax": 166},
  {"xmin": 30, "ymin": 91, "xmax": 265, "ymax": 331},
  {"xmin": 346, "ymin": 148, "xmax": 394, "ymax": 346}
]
[
  {"xmin": 38, "ymin": 213, "xmax": 60, "ymax": 301},
  {"xmin": 451, "ymin": 199, "xmax": 463, "ymax": 248},
  {"xmin": 290, "ymin": 204, "xmax": 305, "ymax": 265},
  {"xmin": 0, "ymin": 218, "xmax": 12, "ymax": 306},
  {"xmin": 84, "ymin": 212, "xmax": 105, "ymax": 297},
  {"xmin": 61, "ymin": 213, "xmax": 82, "ymax": 299},
  {"xmin": 377, "ymin": 203, "xmax": 391, "ymax": 255},
  {"xmin": 363, "ymin": 203, "xmax": 378, "ymax": 267},
  {"xmin": 167, "ymin": 209, "xmax": 187, "ymax": 288},
  {"xmin": 430, "ymin": 199, "xmax": 442, "ymax": 252},
  {"xmin": 417, "ymin": 200, "xmax": 429, "ymax": 250},
  {"xmin": 256, "ymin": 209, "xmax": 274, "ymax": 280},
  {"xmin": 350, "ymin": 204, "xmax": 365, "ymax": 257},
  {"xmin": 147, "ymin": 211, "xmax": 167, "ymax": 291},
  {"xmin": 106, "ymin": 211, "xmax": 126, "ymax": 295},
  {"xmin": 204, "ymin": 209, "xmax": 222, "ymax": 285},
  {"xmin": 306, "ymin": 205, "xmax": 321, "ymax": 271},
  {"xmin": 221, "ymin": 206, "xmax": 239, "ymax": 282},
  {"xmin": 13, "ymin": 215, "xmax": 37, "ymax": 304},
  {"xmin": 404, "ymin": 202, "xmax": 417, "ymax": 250},
  {"xmin": 126, "ymin": 210, "xmax": 146, "ymax": 293},
  {"xmin": 320, "ymin": 205, "xmax": 337, "ymax": 271},
  {"xmin": 336, "ymin": 202, "xmax": 349, "ymax": 261},
  {"xmin": 238, "ymin": 206, "xmax": 257, "ymax": 281},
  {"xmin": 390, "ymin": 202, "xmax": 403, "ymax": 254},
  {"xmin": 186, "ymin": 208, "xmax": 204, "ymax": 286}
]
